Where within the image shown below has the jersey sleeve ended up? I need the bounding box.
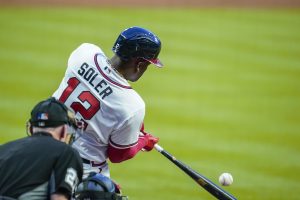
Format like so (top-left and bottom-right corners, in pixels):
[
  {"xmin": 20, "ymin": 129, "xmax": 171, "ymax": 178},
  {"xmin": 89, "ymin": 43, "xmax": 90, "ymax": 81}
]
[
  {"xmin": 53, "ymin": 146, "xmax": 83, "ymax": 196},
  {"xmin": 109, "ymin": 109, "xmax": 144, "ymax": 149}
]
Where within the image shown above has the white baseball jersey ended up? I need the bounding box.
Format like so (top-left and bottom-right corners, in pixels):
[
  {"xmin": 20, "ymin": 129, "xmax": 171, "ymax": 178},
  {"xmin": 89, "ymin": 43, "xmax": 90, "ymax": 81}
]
[{"xmin": 53, "ymin": 43, "xmax": 145, "ymax": 168}]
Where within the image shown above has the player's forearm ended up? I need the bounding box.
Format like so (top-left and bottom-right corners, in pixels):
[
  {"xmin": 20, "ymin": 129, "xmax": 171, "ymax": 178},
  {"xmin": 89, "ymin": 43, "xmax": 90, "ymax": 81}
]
[{"xmin": 107, "ymin": 136, "xmax": 147, "ymax": 163}]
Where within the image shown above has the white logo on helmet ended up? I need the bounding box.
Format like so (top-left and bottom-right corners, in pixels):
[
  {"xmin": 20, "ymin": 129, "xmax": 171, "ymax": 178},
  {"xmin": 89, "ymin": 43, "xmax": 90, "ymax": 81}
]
[{"xmin": 115, "ymin": 43, "xmax": 120, "ymax": 51}]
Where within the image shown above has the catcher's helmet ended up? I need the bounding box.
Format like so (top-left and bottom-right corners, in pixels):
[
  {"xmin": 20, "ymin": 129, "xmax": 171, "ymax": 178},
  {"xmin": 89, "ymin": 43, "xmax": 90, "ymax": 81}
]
[
  {"xmin": 112, "ymin": 26, "xmax": 163, "ymax": 67},
  {"xmin": 75, "ymin": 173, "xmax": 128, "ymax": 200}
]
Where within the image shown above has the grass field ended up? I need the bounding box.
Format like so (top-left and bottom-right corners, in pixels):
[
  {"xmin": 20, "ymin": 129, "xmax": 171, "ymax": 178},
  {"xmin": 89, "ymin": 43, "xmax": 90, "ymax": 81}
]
[{"xmin": 0, "ymin": 7, "xmax": 300, "ymax": 200}]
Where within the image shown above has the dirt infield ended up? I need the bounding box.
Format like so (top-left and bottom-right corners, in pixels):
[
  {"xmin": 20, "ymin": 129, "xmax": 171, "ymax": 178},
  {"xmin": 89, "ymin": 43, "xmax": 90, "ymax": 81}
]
[{"xmin": 0, "ymin": 0, "xmax": 299, "ymax": 7}]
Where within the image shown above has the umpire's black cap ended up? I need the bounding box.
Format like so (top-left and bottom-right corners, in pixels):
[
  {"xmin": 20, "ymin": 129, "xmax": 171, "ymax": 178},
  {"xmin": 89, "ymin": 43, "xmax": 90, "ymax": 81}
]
[{"xmin": 30, "ymin": 97, "xmax": 70, "ymax": 128}]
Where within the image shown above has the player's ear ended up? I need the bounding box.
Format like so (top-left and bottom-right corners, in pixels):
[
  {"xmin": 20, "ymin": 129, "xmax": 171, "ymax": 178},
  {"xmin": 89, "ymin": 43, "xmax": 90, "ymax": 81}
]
[
  {"xmin": 26, "ymin": 121, "xmax": 33, "ymax": 136},
  {"xmin": 59, "ymin": 125, "xmax": 66, "ymax": 140},
  {"xmin": 136, "ymin": 58, "xmax": 146, "ymax": 72}
]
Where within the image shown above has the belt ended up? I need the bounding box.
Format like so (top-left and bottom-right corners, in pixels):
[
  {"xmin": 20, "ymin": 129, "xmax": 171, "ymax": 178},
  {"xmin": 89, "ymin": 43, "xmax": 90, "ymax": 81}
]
[{"xmin": 81, "ymin": 158, "xmax": 107, "ymax": 167}]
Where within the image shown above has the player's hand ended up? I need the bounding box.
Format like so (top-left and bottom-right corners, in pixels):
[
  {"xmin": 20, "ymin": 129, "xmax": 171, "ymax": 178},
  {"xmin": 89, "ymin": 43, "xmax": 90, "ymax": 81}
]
[
  {"xmin": 143, "ymin": 133, "xmax": 159, "ymax": 151},
  {"xmin": 140, "ymin": 123, "xmax": 159, "ymax": 151}
]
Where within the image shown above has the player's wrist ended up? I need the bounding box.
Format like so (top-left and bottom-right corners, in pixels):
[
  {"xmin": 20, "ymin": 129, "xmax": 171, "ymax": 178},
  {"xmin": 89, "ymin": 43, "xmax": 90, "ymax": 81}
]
[{"xmin": 141, "ymin": 133, "xmax": 159, "ymax": 151}]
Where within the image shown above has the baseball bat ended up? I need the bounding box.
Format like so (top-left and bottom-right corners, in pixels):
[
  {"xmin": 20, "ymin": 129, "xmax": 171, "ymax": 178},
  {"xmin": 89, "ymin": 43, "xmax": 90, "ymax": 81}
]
[{"xmin": 154, "ymin": 144, "xmax": 237, "ymax": 200}]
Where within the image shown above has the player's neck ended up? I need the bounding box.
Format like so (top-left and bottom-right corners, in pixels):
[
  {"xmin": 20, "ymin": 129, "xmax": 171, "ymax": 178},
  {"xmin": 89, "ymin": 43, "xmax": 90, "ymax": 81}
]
[{"xmin": 109, "ymin": 56, "xmax": 125, "ymax": 79}]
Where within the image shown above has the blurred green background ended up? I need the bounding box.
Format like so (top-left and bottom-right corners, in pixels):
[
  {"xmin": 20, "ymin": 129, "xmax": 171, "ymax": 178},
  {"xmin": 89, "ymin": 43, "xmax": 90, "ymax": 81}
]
[{"xmin": 0, "ymin": 7, "xmax": 300, "ymax": 200}]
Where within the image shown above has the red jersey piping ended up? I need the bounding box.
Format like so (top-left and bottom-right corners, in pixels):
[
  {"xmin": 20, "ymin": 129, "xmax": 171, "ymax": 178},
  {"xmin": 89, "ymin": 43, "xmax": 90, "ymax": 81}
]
[{"xmin": 94, "ymin": 53, "xmax": 132, "ymax": 89}]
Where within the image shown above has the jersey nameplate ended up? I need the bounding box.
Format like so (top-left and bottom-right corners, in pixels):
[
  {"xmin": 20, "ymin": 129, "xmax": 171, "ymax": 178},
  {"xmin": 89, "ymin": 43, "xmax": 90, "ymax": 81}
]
[{"xmin": 78, "ymin": 63, "xmax": 113, "ymax": 100}]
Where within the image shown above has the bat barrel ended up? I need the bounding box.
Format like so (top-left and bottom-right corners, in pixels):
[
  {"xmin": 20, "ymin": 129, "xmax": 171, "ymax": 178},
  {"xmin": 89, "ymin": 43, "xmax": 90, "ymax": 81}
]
[{"xmin": 154, "ymin": 144, "xmax": 237, "ymax": 200}]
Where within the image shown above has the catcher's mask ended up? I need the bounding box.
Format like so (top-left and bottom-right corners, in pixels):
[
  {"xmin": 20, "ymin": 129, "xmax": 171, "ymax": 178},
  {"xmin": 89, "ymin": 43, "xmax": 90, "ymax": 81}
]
[
  {"xmin": 26, "ymin": 97, "xmax": 83, "ymax": 144},
  {"xmin": 75, "ymin": 173, "xmax": 128, "ymax": 200}
]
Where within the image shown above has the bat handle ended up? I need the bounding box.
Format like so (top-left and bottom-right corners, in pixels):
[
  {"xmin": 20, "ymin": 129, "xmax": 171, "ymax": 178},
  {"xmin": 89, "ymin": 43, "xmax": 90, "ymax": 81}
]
[{"xmin": 154, "ymin": 144, "xmax": 164, "ymax": 152}]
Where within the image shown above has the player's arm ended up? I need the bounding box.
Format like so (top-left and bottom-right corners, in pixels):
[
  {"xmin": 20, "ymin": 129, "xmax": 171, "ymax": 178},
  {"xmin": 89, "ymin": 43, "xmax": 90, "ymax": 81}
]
[{"xmin": 107, "ymin": 112, "xmax": 159, "ymax": 163}]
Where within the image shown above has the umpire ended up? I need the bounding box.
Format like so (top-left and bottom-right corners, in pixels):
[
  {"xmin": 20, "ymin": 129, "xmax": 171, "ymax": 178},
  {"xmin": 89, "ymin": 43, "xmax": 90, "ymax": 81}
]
[{"xmin": 0, "ymin": 97, "xmax": 83, "ymax": 200}]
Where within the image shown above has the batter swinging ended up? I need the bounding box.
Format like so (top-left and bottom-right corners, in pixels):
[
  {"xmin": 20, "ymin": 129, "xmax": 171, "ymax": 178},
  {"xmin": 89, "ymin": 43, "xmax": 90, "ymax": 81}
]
[{"xmin": 53, "ymin": 26, "xmax": 163, "ymax": 178}]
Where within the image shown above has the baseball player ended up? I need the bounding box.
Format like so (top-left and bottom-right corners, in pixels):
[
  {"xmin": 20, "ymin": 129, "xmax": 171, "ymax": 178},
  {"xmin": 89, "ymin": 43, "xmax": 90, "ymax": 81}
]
[
  {"xmin": 0, "ymin": 98, "xmax": 83, "ymax": 200},
  {"xmin": 52, "ymin": 26, "xmax": 162, "ymax": 178}
]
